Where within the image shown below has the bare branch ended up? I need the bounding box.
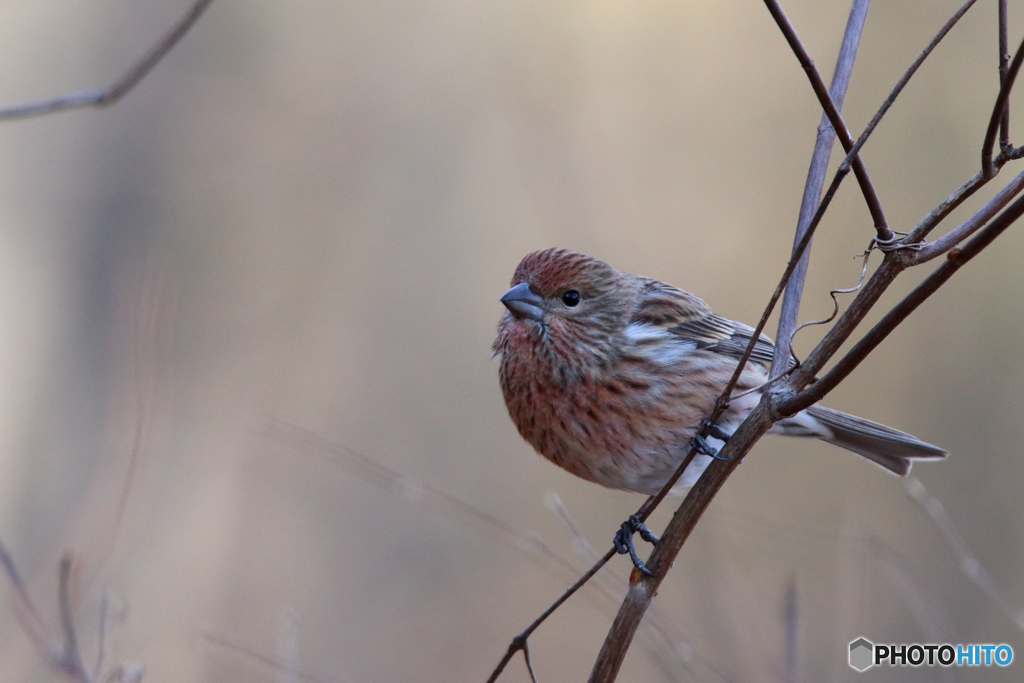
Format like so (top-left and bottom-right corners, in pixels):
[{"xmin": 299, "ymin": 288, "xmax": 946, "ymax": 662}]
[
  {"xmin": 486, "ymin": 548, "xmax": 618, "ymax": 682},
  {"xmin": 495, "ymin": 3, "xmax": 1024, "ymax": 681},
  {"xmin": 762, "ymin": 0, "xmax": 893, "ymax": 242},
  {"xmin": 908, "ymin": 170, "xmax": 990, "ymax": 243},
  {"xmin": 57, "ymin": 555, "xmax": 90, "ymax": 682},
  {"xmin": 983, "ymin": 32, "xmax": 1024, "ymax": 177},
  {"xmin": 587, "ymin": 404, "xmax": 777, "ymax": 683},
  {"xmin": 909, "ymin": 168, "xmax": 1024, "ymax": 264},
  {"xmin": 781, "ymin": 190, "xmax": 1024, "ymax": 415},
  {"xmin": 837, "ymin": 0, "xmax": 978, "ymax": 175},
  {"xmin": 587, "ymin": 4, "xmax": 872, "ymax": 679},
  {"xmin": 0, "ymin": 0, "xmax": 215, "ymax": 120},
  {"xmin": 522, "ymin": 641, "xmax": 539, "ymax": 683},
  {"xmin": 772, "ymin": 0, "xmax": 870, "ymax": 376},
  {"xmin": 999, "ymin": 0, "xmax": 1010, "ymax": 148}
]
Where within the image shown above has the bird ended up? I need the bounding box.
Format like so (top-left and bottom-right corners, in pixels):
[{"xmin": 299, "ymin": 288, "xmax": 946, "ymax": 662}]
[{"xmin": 493, "ymin": 248, "xmax": 947, "ymax": 572}]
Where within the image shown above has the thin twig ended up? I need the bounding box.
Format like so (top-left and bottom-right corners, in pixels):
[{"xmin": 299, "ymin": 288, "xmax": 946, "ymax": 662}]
[
  {"xmin": 903, "ymin": 478, "xmax": 1024, "ymax": 631},
  {"xmin": 982, "ymin": 32, "xmax": 1024, "ymax": 177},
  {"xmin": 587, "ymin": 4, "xmax": 871, "ymax": 679},
  {"xmin": 804, "ymin": 0, "xmax": 978, "ymax": 263},
  {"xmin": 266, "ymin": 419, "xmax": 634, "ymax": 682},
  {"xmin": 837, "ymin": 0, "xmax": 979, "ymax": 175},
  {"xmin": 203, "ymin": 631, "xmax": 348, "ymax": 683},
  {"xmin": 0, "ymin": 537, "xmax": 57, "ymax": 660},
  {"xmin": 781, "ymin": 190, "xmax": 1024, "ymax": 415},
  {"xmin": 762, "ymin": 0, "xmax": 892, "ymax": 242},
  {"xmin": 999, "ymin": 0, "xmax": 1010, "ymax": 149},
  {"xmin": 782, "ymin": 579, "xmax": 798, "ymax": 683},
  {"xmin": 772, "ymin": 0, "xmax": 870, "ymax": 376},
  {"xmin": 94, "ymin": 593, "xmax": 111, "ymax": 681},
  {"xmin": 0, "ymin": 0, "xmax": 215, "ymax": 120},
  {"xmin": 907, "ymin": 170, "xmax": 991, "ymax": 243},
  {"xmin": 488, "ymin": 567, "xmax": 615, "ymax": 682},
  {"xmin": 587, "ymin": 404, "xmax": 777, "ymax": 683},
  {"xmin": 909, "ymin": 167, "xmax": 1024, "ymax": 264},
  {"xmin": 486, "ymin": 549, "xmax": 616, "ymax": 683},
  {"xmin": 788, "ymin": 244, "xmax": 873, "ymax": 341},
  {"xmin": 58, "ymin": 554, "xmax": 90, "ymax": 682},
  {"xmin": 522, "ymin": 641, "xmax": 539, "ymax": 683}
]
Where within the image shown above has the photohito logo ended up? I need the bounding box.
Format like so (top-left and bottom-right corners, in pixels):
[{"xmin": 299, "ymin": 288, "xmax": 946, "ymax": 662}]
[{"xmin": 848, "ymin": 637, "xmax": 1013, "ymax": 671}]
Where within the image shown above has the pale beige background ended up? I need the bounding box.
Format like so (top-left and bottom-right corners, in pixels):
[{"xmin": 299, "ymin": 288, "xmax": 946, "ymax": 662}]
[{"xmin": 0, "ymin": 0, "xmax": 1021, "ymax": 681}]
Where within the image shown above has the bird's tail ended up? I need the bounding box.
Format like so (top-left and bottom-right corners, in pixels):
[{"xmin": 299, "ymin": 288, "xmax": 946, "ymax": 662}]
[{"xmin": 776, "ymin": 405, "xmax": 948, "ymax": 476}]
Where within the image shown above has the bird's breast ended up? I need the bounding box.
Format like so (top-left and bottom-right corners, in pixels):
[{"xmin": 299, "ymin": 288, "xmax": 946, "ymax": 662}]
[{"xmin": 498, "ymin": 344, "xmax": 716, "ymax": 489}]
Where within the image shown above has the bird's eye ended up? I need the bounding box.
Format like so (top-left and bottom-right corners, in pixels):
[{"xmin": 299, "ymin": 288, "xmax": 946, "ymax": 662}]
[{"xmin": 561, "ymin": 290, "xmax": 581, "ymax": 307}]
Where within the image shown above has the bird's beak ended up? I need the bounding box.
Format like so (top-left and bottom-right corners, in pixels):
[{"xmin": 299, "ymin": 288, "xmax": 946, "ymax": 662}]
[{"xmin": 500, "ymin": 282, "xmax": 544, "ymax": 321}]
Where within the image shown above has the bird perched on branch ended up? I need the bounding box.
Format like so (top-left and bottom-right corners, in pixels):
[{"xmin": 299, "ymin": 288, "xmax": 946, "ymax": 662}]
[{"xmin": 493, "ymin": 248, "xmax": 947, "ymax": 572}]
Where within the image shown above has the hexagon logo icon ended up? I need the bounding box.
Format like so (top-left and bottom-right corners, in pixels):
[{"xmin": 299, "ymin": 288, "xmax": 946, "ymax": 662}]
[{"xmin": 849, "ymin": 638, "xmax": 874, "ymax": 671}]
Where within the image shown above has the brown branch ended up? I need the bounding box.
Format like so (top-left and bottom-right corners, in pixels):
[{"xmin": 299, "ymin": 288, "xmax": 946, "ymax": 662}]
[
  {"xmin": 588, "ymin": 404, "xmax": 778, "ymax": 683},
  {"xmin": 779, "ymin": 163, "xmax": 1006, "ymax": 389},
  {"xmin": 772, "ymin": 0, "xmax": 870, "ymax": 376},
  {"xmin": 836, "ymin": 0, "xmax": 978, "ymax": 175},
  {"xmin": 497, "ymin": 2, "xmax": 1024, "ymax": 680},
  {"xmin": 907, "ymin": 170, "xmax": 991, "ymax": 243},
  {"xmin": 781, "ymin": 190, "xmax": 1024, "ymax": 415},
  {"xmin": 589, "ymin": 141, "xmax": 1024, "ymax": 683},
  {"xmin": 0, "ymin": 0, "xmax": 215, "ymax": 120},
  {"xmin": 982, "ymin": 32, "xmax": 1024, "ymax": 177},
  {"xmin": 909, "ymin": 168, "xmax": 1024, "ymax": 264},
  {"xmin": 486, "ymin": 548, "xmax": 617, "ymax": 682},
  {"xmin": 999, "ymin": 0, "xmax": 1010, "ymax": 149},
  {"xmin": 587, "ymin": 3, "xmax": 872, "ymax": 679},
  {"xmin": 762, "ymin": 0, "xmax": 893, "ymax": 242}
]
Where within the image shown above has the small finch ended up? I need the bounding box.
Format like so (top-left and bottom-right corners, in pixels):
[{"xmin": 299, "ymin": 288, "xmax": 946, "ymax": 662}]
[{"xmin": 493, "ymin": 248, "xmax": 947, "ymax": 497}]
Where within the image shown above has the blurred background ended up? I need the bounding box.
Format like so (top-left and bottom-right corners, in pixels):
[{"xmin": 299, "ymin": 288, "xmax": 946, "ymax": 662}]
[{"xmin": 0, "ymin": 0, "xmax": 1021, "ymax": 680}]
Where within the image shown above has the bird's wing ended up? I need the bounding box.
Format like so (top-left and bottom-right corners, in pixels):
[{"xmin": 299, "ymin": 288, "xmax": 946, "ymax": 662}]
[{"xmin": 631, "ymin": 279, "xmax": 777, "ymax": 367}]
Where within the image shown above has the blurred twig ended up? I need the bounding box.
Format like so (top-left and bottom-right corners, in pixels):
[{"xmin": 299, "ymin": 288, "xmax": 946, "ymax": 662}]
[
  {"xmin": 203, "ymin": 631, "xmax": 348, "ymax": 683},
  {"xmin": 0, "ymin": 0, "xmax": 214, "ymax": 120},
  {"xmin": 0, "ymin": 542, "xmax": 138, "ymax": 682},
  {"xmin": 782, "ymin": 579, "xmax": 798, "ymax": 683},
  {"xmin": 265, "ymin": 420, "xmax": 702, "ymax": 681},
  {"xmin": 903, "ymin": 478, "xmax": 1024, "ymax": 632}
]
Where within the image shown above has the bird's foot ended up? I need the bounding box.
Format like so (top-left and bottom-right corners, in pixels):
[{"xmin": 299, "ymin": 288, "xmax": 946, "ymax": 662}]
[
  {"xmin": 613, "ymin": 514, "xmax": 660, "ymax": 576},
  {"xmin": 700, "ymin": 419, "xmax": 732, "ymax": 443},
  {"xmin": 691, "ymin": 433, "xmax": 730, "ymax": 461}
]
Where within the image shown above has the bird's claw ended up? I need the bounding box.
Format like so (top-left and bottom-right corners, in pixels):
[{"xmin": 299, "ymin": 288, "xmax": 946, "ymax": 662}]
[
  {"xmin": 613, "ymin": 514, "xmax": 659, "ymax": 576},
  {"xmin": 691, "ymin": 434, "xmax": 730, "ymax": 461},
  {"xmin": 700, "ymin": 419, "xmax": 732, "ymax": 443}
]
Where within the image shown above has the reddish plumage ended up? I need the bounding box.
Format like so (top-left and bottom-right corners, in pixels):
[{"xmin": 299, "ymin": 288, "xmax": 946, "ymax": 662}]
[{"xmin": 494, "ymin": 248, "xmax": 946, "ymax": 495}]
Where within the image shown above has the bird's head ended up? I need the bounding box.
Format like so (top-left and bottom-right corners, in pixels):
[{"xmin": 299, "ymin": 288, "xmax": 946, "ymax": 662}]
[{"xmin": 494, "ymin": 248, "xmax": 637, "ymax": 371}]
